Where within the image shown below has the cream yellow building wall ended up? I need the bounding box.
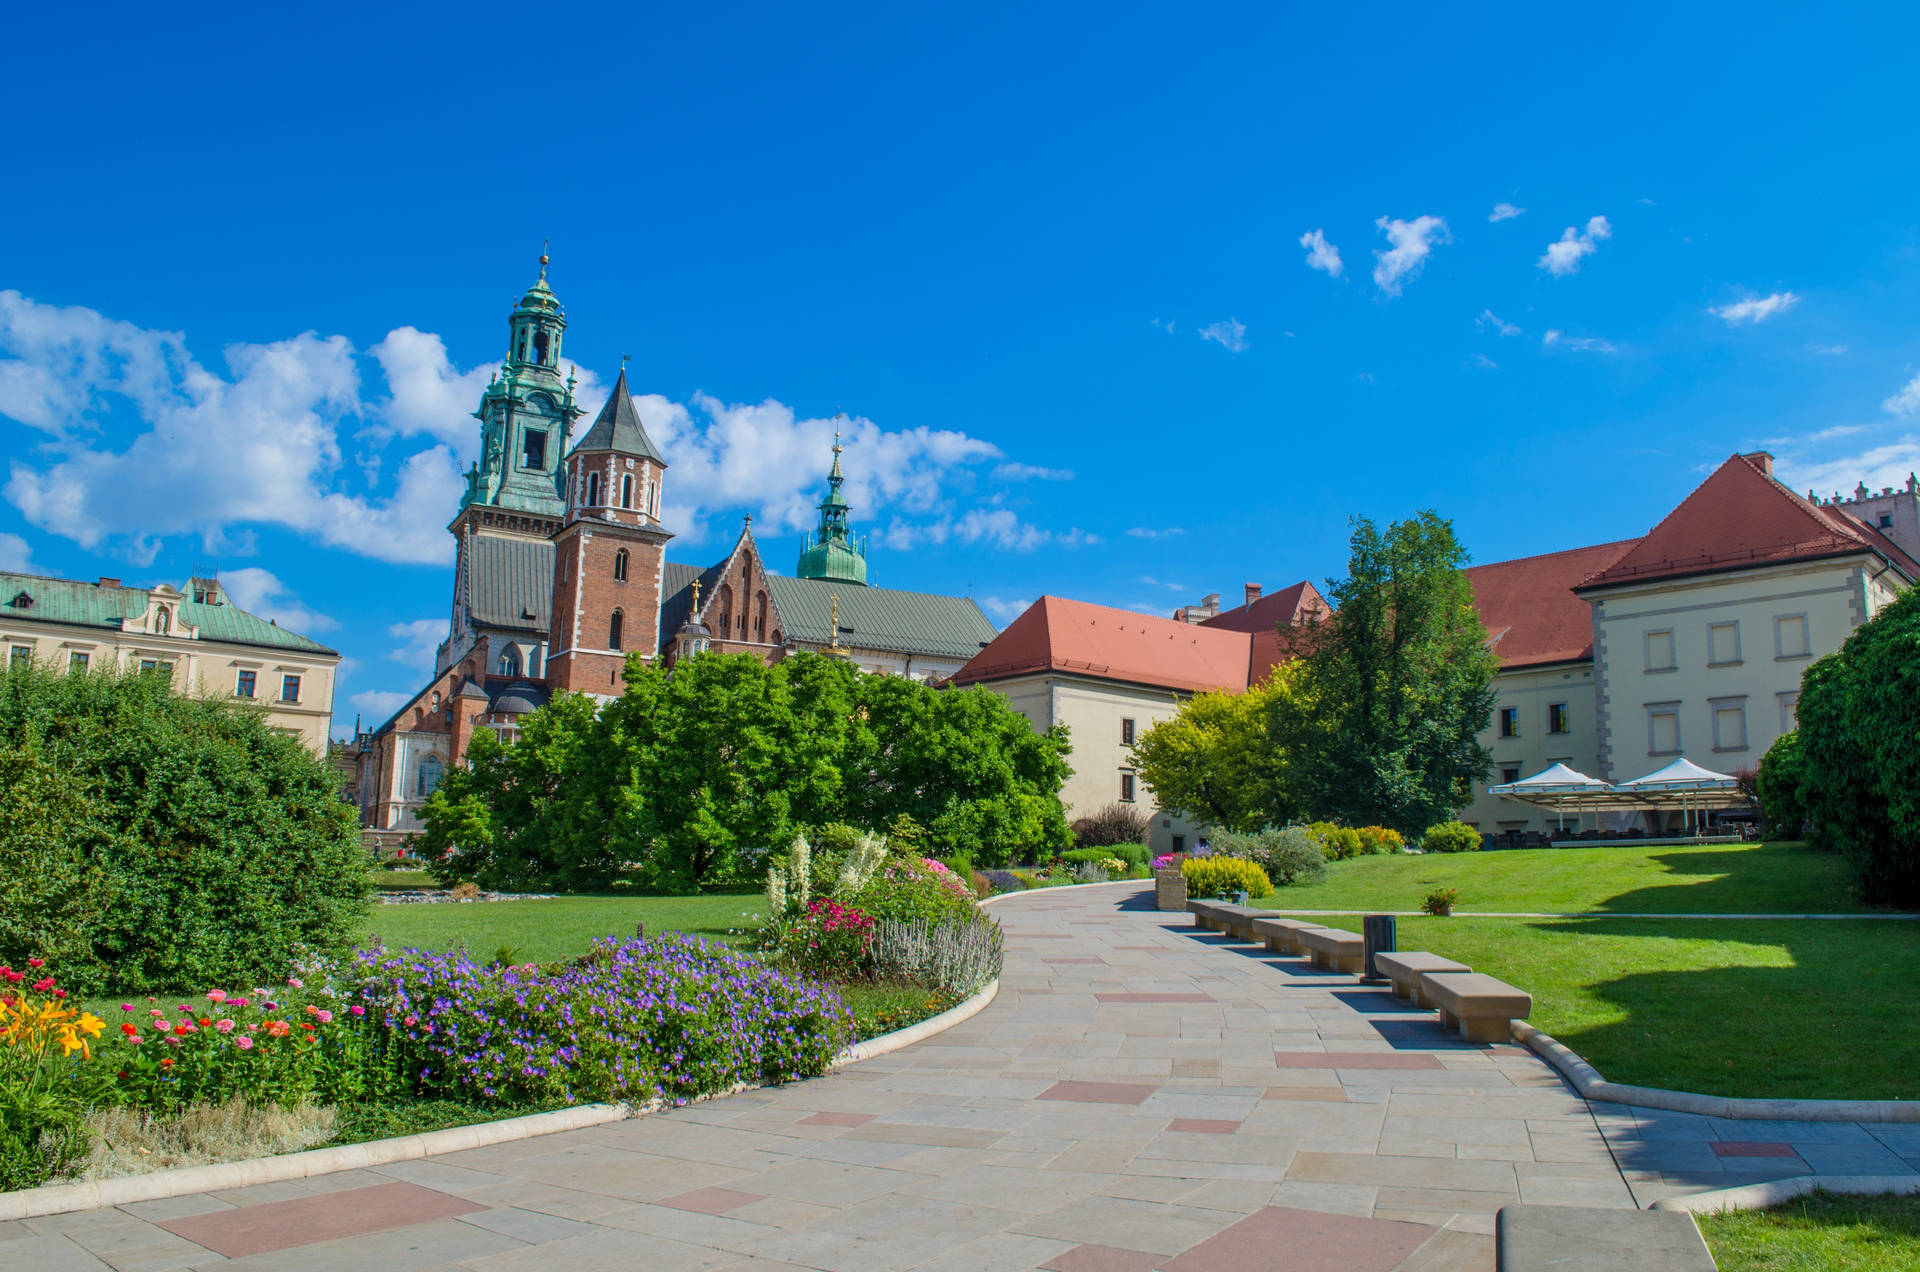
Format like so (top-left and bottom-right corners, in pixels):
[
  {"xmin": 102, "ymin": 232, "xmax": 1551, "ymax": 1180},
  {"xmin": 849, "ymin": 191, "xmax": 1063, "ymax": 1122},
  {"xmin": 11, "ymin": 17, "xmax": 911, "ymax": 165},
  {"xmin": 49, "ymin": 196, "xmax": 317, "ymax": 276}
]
[
  {"xmin": 1459, "ymin": 659, "xmax": 1601, "ymax": 834},
  {"xmin": 0, "ymin": 623, "xmax": 338, "ymax": 755}
]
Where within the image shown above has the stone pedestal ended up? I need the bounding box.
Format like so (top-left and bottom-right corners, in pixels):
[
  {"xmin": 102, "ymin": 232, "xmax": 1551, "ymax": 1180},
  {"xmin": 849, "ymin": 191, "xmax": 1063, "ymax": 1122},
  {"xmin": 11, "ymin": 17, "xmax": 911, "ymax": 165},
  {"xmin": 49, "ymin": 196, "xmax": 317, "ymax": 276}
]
[{"xmin": 1154, "ymin": 869, "xmax": 1187, "ymax": 911}]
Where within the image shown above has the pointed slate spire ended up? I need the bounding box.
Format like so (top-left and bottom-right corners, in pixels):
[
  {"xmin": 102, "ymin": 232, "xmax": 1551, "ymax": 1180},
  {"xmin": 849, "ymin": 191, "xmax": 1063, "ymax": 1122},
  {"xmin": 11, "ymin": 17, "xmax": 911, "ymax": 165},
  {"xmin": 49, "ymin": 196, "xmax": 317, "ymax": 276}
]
[{"xmin": 572, "ymin": 366, "xmax": 665, "ymax": 463}]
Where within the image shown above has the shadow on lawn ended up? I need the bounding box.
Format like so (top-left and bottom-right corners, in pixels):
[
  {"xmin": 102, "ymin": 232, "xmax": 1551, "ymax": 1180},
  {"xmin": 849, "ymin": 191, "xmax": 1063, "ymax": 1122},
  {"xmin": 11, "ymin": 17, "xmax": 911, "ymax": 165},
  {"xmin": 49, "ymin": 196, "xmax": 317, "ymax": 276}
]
[
  {"xmin": 1588, "ymin": 842, "xmax": 1870, "ymax": 915},
  {"xmin": 1496, "ymin": 915, "xmax": 1920, "ymax": 1099}
]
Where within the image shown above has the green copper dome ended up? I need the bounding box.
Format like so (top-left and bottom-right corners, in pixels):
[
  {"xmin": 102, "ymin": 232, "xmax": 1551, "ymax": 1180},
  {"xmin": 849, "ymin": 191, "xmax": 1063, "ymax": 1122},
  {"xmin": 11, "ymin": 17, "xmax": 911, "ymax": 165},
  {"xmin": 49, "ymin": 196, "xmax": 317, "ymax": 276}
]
[{"xmin": 796, "ymin": 431, "xmax": 868, "ymax": 586}]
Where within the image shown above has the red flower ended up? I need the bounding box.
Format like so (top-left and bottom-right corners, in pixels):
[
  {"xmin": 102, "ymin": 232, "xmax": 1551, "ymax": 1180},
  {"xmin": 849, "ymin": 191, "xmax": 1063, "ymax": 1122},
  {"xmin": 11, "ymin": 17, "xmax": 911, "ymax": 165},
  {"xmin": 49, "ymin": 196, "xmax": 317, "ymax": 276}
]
[
  {"xmin": 173, "ymin": 1023, "xmax": 191, "ymax": 1035},
  {"xmin": 121, "ymin": 1022, "xmax": 137, "ymax": 1036},
  {"xmin": 26, "ymin": 958, "xmax": 44, "ymax": 969},
  {"xmin": 198, "ymin": 1017, "xmax": 211, "ymax": 1027},
  {"xmin": 160, "ymin": 1057, "xmax": 174, "ymax": 1067},
  {"xmin": 32, "ymin": 977, "xmax": 54, "ymax": 992}
]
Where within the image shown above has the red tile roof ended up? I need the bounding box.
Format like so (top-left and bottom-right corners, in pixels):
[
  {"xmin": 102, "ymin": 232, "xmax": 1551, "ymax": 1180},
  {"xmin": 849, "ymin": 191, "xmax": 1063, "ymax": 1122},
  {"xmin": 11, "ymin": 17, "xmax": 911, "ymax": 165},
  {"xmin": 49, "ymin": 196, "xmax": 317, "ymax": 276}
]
[
  {"xmin": 1464, "ymin": 539, "xmax": 1639, "ymax": 669},
  {"xmin": 1198, "ymin": 580, "xmax": 1331, "ymax": 633},
  {"xmin": 951, "ymin": 595, "xmax": 1255, "ymax": 694},
  {"xmin": 1578, "ymin": 453, "xmax": 1918, "ymax": 590}
]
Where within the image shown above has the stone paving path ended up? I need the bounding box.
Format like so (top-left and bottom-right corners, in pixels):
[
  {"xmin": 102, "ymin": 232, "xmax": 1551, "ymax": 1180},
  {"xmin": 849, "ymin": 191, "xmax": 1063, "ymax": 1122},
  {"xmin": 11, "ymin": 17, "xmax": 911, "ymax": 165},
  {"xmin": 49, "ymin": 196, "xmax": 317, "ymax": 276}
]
[{"xmin": 14, "ymin": 881, "xmax": 1908, "ymax": 1272}]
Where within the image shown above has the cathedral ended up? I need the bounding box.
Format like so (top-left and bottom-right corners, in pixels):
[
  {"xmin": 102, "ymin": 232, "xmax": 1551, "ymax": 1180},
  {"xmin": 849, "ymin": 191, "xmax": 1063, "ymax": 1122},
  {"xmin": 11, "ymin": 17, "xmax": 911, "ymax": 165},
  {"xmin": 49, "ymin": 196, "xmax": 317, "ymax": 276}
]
[{"xmin": 352, "ymin": 257, "xmax": 999, "ymax": 837}]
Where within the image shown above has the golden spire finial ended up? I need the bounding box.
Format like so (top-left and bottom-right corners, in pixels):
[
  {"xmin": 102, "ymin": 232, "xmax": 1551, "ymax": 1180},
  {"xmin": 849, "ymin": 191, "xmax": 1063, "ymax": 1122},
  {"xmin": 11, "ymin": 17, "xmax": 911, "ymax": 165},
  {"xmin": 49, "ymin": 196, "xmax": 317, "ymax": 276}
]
[
  {"xmin": 539, "ymin": 238, "xmax": 550, "ymax": 278},
  {"xmin": 830, "ymin": 592, "xmax": 840, "ymax": 642},
  {"xmin": 691, "ymin": 578, "xmax": 702, "ymax": 610}
]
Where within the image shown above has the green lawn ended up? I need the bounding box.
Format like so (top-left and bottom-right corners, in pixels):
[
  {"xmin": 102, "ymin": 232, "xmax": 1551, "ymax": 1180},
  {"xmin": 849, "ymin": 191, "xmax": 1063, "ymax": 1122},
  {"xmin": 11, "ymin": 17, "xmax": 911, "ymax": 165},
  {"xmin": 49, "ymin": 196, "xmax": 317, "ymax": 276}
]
[
  {"xmin": 357, "ymin": 893, "xmax": 766, "ymax": 964},
  {"xmin": 1698, "ymin": 1191, "xmax": 1920, "ymax": 1271},
  {"xmin": 1268, "ymin": 841, "xmax": 1874, "ymax": 915},
  {"xmin": 1301, "ymin": 912, "xmax": 1920, "ymax": 1100}
]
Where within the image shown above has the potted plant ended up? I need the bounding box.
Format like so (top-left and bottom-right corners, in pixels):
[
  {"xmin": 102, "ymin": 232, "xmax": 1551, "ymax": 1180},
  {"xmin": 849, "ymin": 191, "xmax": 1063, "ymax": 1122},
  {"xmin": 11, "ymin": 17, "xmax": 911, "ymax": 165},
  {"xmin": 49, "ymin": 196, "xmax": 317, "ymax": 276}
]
[
  {"xmin": 1422, "ymin": 887, "xmax": 1459, "ymax": 917},
  {"xmin": 1153, "ymin": 853, "xmax": 1188, "ymax": 911}
]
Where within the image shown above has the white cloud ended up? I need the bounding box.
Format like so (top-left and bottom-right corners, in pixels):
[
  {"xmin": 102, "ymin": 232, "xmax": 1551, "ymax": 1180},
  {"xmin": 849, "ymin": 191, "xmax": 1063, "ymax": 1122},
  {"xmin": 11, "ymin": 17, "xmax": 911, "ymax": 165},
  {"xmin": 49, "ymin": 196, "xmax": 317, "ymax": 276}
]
[
  {"xmin": 1151, "ymin": 317, "xmax": 1176, "ymax": 334},
  {"xmin": 0, "ymin": 532, "xmax": 33, "ymax": 573},
  {"xmin": 1198, "ymin": 318, "xmax": 1248, "ymax": 353},
  {"xmin": 1140, "ymin": 575, "xmax": 1187, "ymax": 591},
  {"xmin": 1299, "ymin": 229, "xmax": 1343, "ymax": 277},
  {"xmin": 1477, "ymin": 309, "xmax": 1521, "ymax": 337},
  {"xmin": 348, "ymin": 689, "xmax": 410, "ymax": 724},
  {"xmin": 1710, "ymin": 292, "xmax": 1800, "ymax": 325},
  {"xmin": 1489, "ymin": 203, "xmax": 1525, "ymax": 222},
  {"xmin": 1469, "ymin": 353, "xmax": 1498, "ymax": 370},
  {"xmin": 1125, "ymin": 527, "xmax": 1185, "ymax": 539},
  {"xmin": 385, "ymin": 618, "xmax": 446, "ymax": 675},
  {"xmin": 994, "ymin": 461, "xmax": 1074, "ymax": 482},
  {"xmin": 1808, "ymin": 344, "xmax": 1849, "ymax": 356},
  {"xmin": 1886, "ymin": 373, "xmax": 1920, "ymax": 418},
  {"xmin": 880, "ymin": 510, "xmax": 1094, "ymax": 553},
  {"xmin": 1542, "ymin": 329, "xmax": 1617, "ymax": 353},
  {"xmin": 1371, "ymin": 215, "xmax": 1450, "ymax": 296},
  {"xmin": 978, "ymin": 596, "xmax": 1033, "ymax": 625},
  {"xmin": 367, "ymin": 327, "xmax": 500, "ymax": 447},
  {"xmin": 1775, "ymin": 434, "xmax": 1920, "ymax": 501},
  {"xmin": 1538, "ymin": 216, "xmax": 1612, "ymax": 276},
  {"xmin": 217, "ymin": 567, "xmax": 338, "ymax": 634}
]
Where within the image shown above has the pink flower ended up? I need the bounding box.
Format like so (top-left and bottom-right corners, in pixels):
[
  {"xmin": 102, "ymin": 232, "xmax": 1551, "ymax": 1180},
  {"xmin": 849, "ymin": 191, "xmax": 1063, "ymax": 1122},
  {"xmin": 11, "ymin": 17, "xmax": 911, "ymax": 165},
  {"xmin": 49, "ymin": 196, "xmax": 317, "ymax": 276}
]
[
  {"xmin": 314, "ymin": 1009, "xmax": 333, "ymax": 1024},
  {"xmin": 27, "ymin": 958, "xmax": 44, "ymax": 969},
  {"xmin": 120, "ymin": 1003, "xmax": 134, "ymax": 1012},
  {"xmin": 127, "ymin": 1034, "xmax": 144, "ymax": 1045},
  {"xmin": 206, "ymin": 989, "xmax": 227, "ymax": 1003},
  {"xmin": 348, "ymin": 1005, "xmax": 365, "ymax": 1017},
  {"xmin": 150, "ymin": 1008, "xmax": 164, "ymax": 1016},
  {"xmin": 215, "ymin": 1019, "xmax": 235, "ymax": 1033},
  {"xmin": 32, "ymin": 977, "xmax": 54, "ymax": 992},
  {"xmin": 403, "ymin": 1014, "xmax": 417, "ymax": 1027},
  {"xmin": 234, "ymin": 1036, "xmax": 254, "ymax": 1051},
  {"xmin": 287, "ymin": 977, "xmax": 303, "ymax": 988}
]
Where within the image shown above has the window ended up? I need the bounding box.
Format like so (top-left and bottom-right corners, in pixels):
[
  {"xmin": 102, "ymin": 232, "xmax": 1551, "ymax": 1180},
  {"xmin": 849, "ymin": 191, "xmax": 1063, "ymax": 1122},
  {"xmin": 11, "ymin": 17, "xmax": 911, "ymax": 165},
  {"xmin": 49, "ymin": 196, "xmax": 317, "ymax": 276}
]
[
  {"xmin": 139, "ymin": 659, "xmax": 174, "ymax": 678},
  {"xmin": 584, "ymin": 471, "xmax": 602, "ymax": 507},
  {"xmin": 1121, "ymin": 717, "xmax": 1136, "ymax": 746},
  {"xmin": 532, "ymin": 329, "xmax": 550, "ymax": 364},
  {"xmin": 1708, "ymin": 621, "xmax": 1741, "ymax": 666},
  {"xmin": 236, "ymin": 669, "xmax": 256, "ymax": 698},
  {"xmin": 280, "ymin": 674, "xmax": 301, "ymax": 703},
  {"xmin": 1645, "ymin": 629, "xmax": 1676, "ymax": 672},
  {"xmin": 1775, "ymin": 614, "xmax": 1810, "ymax": 660},
  {"xmin": 608, "ymin": 610, "xmax": 624, "ymax": 650},
  {"xmin": 521, "ymin": 428, "xmax": 547, "ymax": 469},
  {"xmin": 1500, "ymin": 765, "xmax": 1522, "ymax": 784},
  {"xmin": 154, "ymin": 607, "xmax": 170, "ymax": 635},
  {"xmin": 1119, "ymin": 772, "xmax": 1136, "ymax": 802},
  {"xmin": 1547, "ymin": 702, "xmax": 1570, "ymax": 734},
  {"xmin": 1171, "ymin": 835, "xmax": 1185, "ymax": 854},
  {"xmin": 1647, "ymin": 704, "xmax": 1681, "ymax": 756},
  {"xmin": 1778, "ymin": 692, "xmax": 1800, "ymax": 731},
  {"xmin": 1881, "ymin": 513, "xmax": 1894, "ymax": 528},
  {"xmin": 416, "ymin": 755, "xmax": 444, "ymax": 798},
  {"xmin": 1711, "ymin": 698, "xmax": 1749, "ymax": 752},
  {"xmin": 1498, "ymin": 706, "xmax": 1519, "ymax": 737},
  {"xmin": 69, "ymin": 651, "xmax": 89, "ymax": 673},
  {"xmin": 621, "ymin": 474, "xmax": 633, "ymax": 509},
  {"xmin": 8, "ymin": 645, "xmax": 30, "ymax": 669},
  {"xmin": 614, "ymin": 549, "xmax": 629, "ymax": 582},
  {"xmin": 499, "ymin": 648, "xmax": 521, "ymax": 676}
]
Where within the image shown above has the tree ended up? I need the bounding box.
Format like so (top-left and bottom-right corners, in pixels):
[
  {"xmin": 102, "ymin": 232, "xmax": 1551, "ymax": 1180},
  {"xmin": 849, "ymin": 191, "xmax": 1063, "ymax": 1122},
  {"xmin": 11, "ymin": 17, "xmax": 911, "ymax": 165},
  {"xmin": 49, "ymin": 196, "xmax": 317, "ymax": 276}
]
[
  {"xmin": 1131, "ymin": 674, "xmax": 1301, "ymax": 832},
  {"xmin": 1754, "ymin": 731, "xmax": 1808, "ymax": 839},
  {"xmin": 1795, "ymin": 587, "xmax": 1920, "ymax": 905},
  {"xmin": 0, "ymin": 744, "xmax": 113, "ymax": 987},
  {"xmin": 1272, "ymin": 512, "xmax": 1497, "ymax": 834}
]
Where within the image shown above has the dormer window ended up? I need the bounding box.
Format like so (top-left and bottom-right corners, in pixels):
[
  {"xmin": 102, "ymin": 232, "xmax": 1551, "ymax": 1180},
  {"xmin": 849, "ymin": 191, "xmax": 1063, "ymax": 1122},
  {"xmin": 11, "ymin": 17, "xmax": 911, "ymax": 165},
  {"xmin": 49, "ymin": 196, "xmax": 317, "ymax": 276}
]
[{"xmin": 9, "ymin": 591, "xmax": 31, "ymax": 610}]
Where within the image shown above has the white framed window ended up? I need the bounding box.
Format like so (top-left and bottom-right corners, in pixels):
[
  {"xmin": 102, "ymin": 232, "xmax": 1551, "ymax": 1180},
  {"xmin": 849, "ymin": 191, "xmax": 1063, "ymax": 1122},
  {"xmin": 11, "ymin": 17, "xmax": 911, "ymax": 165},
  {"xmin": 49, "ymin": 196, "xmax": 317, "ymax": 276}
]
[
  {"xmin": 1647, "ymin": 703, "xmax": 1681, "ymax": 756},
  {"xmin": 1121, "ymin": 717, "xmax": 1136, "ymax": 746},
  {"xmin": 9, "ymin": 645, "xmax": 32, "ymax": 670},
  {"xmin": 1778, "ymin": 692, "xmax": 1799, "ymax": 732},
  {"xmin": 280, "ymin": 673, "xmax": 301, "ymax": 703},
  {"xmin": 1711, "ymin": 697, "xmax": 1749, "ymax": 752},
  {"xmin": 1774, "ymin": 614, "xmax": 1810, "ymax": 660},
  {"xmin": 1645, "ymin": 629, "xmax": 1676, "ymax": 672},
  {"xmin": 236, "ymin": 669, "xmax": 256, "ymax": 698},
  {"xmin": 1498, "ymin": 706, "xmax": 1519, "ymax": 737},
  {"xmin": 1707, "ymin": 621, "xmax": 1742, "ymax": 666},
  {"xmin": 1547, "ymin": 702, "xmax": 1570, "ymax": 734},
  {"xmin": 1119, "ymin": 771, "xmax": 1136, "ymax": 802},
  {"xmin": 69, "ymin": 651, "xmax": 90, "ymax": 673}
]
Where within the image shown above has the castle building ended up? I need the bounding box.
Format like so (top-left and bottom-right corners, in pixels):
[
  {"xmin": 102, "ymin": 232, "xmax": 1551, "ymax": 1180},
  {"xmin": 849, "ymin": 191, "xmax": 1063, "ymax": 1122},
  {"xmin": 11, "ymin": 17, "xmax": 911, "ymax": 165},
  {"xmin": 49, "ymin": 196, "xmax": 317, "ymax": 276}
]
[{"xmin": 353, "ymin": 258, "xmax": 996, "ymax": 837}]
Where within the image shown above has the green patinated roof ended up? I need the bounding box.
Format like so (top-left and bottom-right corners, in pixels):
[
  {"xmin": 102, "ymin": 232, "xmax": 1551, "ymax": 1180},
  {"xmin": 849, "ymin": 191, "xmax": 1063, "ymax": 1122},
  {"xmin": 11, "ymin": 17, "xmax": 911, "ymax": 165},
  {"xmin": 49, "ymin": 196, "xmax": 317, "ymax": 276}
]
[
  {"xmin": 0, "ymin": 573, "xmax": 337, "ymax": 655},
  {"xmin": 767, "ymin": 575, "xmax": 995, "ymax": 660}
]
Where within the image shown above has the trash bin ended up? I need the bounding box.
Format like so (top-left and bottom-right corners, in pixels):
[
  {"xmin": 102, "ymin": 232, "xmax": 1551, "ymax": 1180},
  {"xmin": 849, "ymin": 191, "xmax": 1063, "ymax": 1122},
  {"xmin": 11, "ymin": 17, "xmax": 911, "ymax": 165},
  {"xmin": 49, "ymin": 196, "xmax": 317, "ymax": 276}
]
[{"xmin": 1362, "ymin": 914, "xmax": 1396, "ymax": 983}]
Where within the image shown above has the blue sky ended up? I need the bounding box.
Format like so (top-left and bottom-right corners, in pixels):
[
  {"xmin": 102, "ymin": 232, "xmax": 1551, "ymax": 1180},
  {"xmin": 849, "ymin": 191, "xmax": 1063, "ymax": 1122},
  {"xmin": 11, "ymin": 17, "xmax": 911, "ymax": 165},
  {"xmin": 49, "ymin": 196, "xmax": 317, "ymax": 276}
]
[{"xmin": 5, "ymin": 4, "xmax": 1920, "ymax": 732}]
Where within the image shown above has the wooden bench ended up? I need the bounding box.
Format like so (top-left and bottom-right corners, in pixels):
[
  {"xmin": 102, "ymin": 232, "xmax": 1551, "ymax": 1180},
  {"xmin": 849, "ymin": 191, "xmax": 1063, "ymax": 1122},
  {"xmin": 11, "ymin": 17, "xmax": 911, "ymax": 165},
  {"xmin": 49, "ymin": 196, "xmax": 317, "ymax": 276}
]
[
  {"xmin": 1294, "ymin": 926, "xmax": 1364, "ymax": 974},
  {"xmin": 1373, "ymin": 951, "xmax": 1471, "ymax": 1008},
  {"xmin": 1422, "ymin": 972, "xmax": 1532, "ymax": 1043},
  {"xmin": 1250, "ymin": 916, "xmax": 1324, "ymax": 956}
]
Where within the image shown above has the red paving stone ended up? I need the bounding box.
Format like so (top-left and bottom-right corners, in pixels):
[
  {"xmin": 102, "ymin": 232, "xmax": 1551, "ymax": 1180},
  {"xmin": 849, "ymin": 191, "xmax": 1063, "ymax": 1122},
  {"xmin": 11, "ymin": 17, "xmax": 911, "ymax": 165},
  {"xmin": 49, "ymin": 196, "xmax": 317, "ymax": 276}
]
[
  {"xmin": 1711, "ymin": 1141, "xmax": 1800, "ymax": 1157},
  {"xmin": 1167, "ymin": 1118, "xmax": 1241, "ymax": 1134},
  {"xmin": 157, "ymin": 1181, "xmax": 485, "ymax": 1258},
  {"xmin": 1160, "ymin": 1206, "xmax": 1435, "ymax": 1272},
  {"xmin": 1038, "ymin": 1080, "xmax": 1161, "ymax": 1105},
  {"xmin": 1040, "ymin": 1244, "xmax": 1166, "ymax": 1272},
  {"xmin": 656, "ymin": 1186, "xmax": 766, "ymax": 1214},
  {"xmin": 1273, "ymin": 1051, "xmax": 1445, "ymax": 1070},
  {"xmin": 798, "ymin": 1111, "xmax": 876, "ymax": 1126},
  {"xmin": 1096, "ymin": 993, "xmax": 1215, "ymax": 1004}
]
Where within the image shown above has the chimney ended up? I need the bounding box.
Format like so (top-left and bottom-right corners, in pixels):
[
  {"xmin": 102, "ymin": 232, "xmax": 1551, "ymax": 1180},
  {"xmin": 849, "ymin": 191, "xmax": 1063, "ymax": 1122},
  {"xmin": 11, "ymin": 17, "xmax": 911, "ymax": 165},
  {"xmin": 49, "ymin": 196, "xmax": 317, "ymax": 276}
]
[
  {"xmin": 1741, "ymin": 451, "xmax": 1774, "ymax": 477},
  {"xmin": 97, "ymin": 576, "xmax": 121, "ymax": 589},
  {"xmin": 1243, "ymin": 582, "xmax": 1262, "ymax": 607}
]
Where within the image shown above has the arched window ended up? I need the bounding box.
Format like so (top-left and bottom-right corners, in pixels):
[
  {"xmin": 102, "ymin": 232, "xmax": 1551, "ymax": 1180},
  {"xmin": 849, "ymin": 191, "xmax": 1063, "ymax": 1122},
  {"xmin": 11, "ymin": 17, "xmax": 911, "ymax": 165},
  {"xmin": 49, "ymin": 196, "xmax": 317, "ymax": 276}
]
[
  {"xmin": 755, "ymin": 592, "xmax": 768, "ymax": 641},
  {"xmin": 621, "ymin": 474, "xmax": 634, "ymax": 509},
  {"xmin": 416, "ymin": 755, "xmax": 444, "ymax": 798},
  {"xmin": 533, "ymin": 329, "xmax": 550, "ymax": 364},
  {"xmin": 154, "ymin": 608, "xmax": 170, "ymax": 635},
  {"xmin": 613, "ymin": 549, "xmax": 629, "ymax": 582},
  {"xmin": 585, "ymin": 470, "xmax": 601, "ymax": 507},
  {"xmin": 609, "ymin": 609, "xmax": 624, "ymax": 650},
  {"xmin": 499, "ymin": 647, "xmax": 521, "ymax": 676}
]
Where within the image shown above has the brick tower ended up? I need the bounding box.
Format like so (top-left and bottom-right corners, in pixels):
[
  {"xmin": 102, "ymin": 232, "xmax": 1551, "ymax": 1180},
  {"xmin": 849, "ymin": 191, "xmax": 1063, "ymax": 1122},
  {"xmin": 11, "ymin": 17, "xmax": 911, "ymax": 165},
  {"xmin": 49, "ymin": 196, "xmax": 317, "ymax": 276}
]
[{"xmin": 544, "ymin": 365, "xmax": 673, "ymax": 693}]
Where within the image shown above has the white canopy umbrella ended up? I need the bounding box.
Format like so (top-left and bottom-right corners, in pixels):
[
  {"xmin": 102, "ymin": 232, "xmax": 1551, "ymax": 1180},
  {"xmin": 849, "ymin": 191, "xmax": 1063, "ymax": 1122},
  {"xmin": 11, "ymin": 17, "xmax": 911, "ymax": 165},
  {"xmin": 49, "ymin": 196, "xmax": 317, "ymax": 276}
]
[
  {"xmin": 1612, "ymin": 757, "xmax": 1745, "ymax": 833},
  {"xmin": 1487, "ymin": 762, "xmax": 1628, "ymax": 831}
]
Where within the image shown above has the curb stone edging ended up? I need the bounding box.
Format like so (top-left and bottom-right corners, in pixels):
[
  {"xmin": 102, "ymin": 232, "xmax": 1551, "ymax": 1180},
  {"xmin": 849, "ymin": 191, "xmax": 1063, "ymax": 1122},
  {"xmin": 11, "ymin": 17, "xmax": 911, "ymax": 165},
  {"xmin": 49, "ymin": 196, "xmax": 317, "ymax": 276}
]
[
  {"xmin": 1650, "ymin": 1174, "xmax": 1920, "ymax": 1215},
  {"xmin": 0, "ymin": 972, "xmax": 1008, "ymax": 1223},
  {"xmin": 1513, "ymin": 1021, "xmax": 1920, "ymax": 1123}
]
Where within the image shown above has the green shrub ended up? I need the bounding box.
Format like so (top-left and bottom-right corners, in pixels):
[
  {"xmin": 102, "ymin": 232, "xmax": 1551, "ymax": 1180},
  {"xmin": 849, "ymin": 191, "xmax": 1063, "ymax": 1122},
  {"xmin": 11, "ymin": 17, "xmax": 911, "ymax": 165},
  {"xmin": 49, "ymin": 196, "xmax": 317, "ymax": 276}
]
[
  {"xmin": 1181, "ymin": 856, "xmax": 1273, "ymax": 899},
  {"xmin": 1422, "ymin": 886, "xmax": 1459, "ymax": 915},
  {"xmin": 0, "ymin": 744, "xmax": 111, "ymax": 988},
  {"xmin": 848, "ymin": 857, "xmax": 977, "ymax": 926},
  {"xmin": 1305, "ymin": 821, "xmax": 1364, "ymax": 861},
  {"xmin": 1069, "ymin": 802, "xmax": 1149, "ymax": 849},
  {"xmin": 0, "ymin": 665, "xmax": 368, "ymax": 995},
  {"xmin": 1421, "ymin": 821, "xmax": 1482, "ymax": 853},
  {"xmin": 1355, "ymin": 826, "xmax": 1405, "ymax": 855},
  {"xmin": 1756, "ymin": 732, "xmax": 1809, "ymax": 840},
  {"xmin": 1209, "ymin": 826, "xmax": 1326, "ymax": 887}
]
